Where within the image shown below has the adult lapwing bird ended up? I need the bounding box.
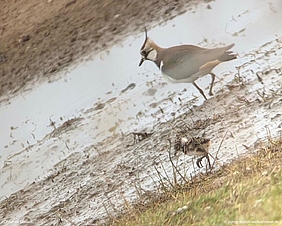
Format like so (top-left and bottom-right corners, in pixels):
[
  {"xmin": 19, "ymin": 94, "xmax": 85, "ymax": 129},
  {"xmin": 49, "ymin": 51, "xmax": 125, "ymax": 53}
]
[{"xmin": 139, "ymin": 28, "xmax": 237, "ymax": 100}]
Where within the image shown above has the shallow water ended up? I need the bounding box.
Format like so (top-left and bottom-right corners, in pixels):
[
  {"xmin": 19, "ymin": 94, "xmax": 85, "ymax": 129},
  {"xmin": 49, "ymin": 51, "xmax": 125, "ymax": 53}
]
[{"xmin": 0, "ymin": 0, "xmax": 282, "ymax": 224}]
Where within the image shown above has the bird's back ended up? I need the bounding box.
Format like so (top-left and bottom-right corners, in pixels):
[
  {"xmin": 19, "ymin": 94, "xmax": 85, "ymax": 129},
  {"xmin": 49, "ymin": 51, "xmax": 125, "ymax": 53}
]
[{"xmin": 160, "ymin": 44, "xmax": 236, "ymax": 82}]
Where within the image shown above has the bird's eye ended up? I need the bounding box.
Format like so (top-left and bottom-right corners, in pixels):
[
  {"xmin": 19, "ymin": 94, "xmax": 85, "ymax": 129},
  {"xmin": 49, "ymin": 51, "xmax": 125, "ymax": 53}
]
[{"xmin": 141, "ymin": 50, "xmax": 146, "ymax": 56}]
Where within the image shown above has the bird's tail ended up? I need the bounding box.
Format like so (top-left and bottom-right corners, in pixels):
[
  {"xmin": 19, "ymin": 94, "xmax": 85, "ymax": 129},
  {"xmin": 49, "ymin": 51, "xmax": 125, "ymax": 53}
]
[{"xmin": 218, "ymin": 43, "xmax": 237, "ymax": 62}]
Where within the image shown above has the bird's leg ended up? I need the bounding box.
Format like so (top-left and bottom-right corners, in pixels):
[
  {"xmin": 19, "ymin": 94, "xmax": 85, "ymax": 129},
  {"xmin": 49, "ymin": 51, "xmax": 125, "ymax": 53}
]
[
  {"xmin": 196, "ymin": 154, "xmax": 212, "ymax": 169},
  {"xmin": 209, "ymin": 72, "xmax": 216, "ymax": 96},
  {"xmin": 193, "ymin": 82, "xmax": 207, "ymax": 100},
  {"xmin": 206, "ymin": 154, "xmax": 212, "ymax": 170}
]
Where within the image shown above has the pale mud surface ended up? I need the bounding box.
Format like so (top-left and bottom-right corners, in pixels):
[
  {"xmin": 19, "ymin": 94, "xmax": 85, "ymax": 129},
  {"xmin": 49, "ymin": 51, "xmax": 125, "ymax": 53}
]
[{"xmin": 1, "ymin": 0, "xmax": 282, "ymax": 225}]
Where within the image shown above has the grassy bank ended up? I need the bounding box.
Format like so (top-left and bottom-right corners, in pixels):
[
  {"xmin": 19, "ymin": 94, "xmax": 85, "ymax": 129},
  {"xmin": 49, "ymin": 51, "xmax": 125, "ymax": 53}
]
[{"xmin": 110, "ymin": 136, "xmax": 282, "ymax": 226}]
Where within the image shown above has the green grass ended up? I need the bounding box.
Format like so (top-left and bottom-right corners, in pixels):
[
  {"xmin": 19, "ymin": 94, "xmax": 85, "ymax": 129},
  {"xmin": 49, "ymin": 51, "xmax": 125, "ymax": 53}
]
[{"xmin": 110, "ymin": 137, "xmax": 282, "ymax": 226}]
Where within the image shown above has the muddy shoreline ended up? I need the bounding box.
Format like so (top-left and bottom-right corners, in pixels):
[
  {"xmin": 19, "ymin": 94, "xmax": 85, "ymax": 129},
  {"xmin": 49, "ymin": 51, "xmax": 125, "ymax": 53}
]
[
  {"xmin": 0, "ymin": 38, "xmax": 281, "ymax": 225},
  {"xmin": 1, "ymin": 0, "xmax": 282, "ymax": 225}
]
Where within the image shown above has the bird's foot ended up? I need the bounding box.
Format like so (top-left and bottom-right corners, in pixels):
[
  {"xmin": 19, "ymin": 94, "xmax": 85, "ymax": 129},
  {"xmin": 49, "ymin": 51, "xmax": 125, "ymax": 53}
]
[{"xmin": 196, "ymin": 156, "xmax": 205, "ymax": 168}]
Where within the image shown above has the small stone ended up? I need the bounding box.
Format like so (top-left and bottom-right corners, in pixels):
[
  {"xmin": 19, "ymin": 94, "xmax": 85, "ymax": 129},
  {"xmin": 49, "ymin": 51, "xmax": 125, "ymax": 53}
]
[
  {"xmin": 253, "ymin": 199, "xmax": 262, "ymax": 208},
  {"xmin": 0, "ymin": 54, "xmax": 7, "ymax": 63},
  {"xmin": 205, "ymin": 206, "xmax": 211, "ymax": 210},
  {"xmin": 20, "ymin": 35, "xmax": 31, "ymax": 43},
  {"xmin": 261, "ymin": 171, "xmax": 268, "ymax": 176},
  {"xmin": 233, "ymin": 171, "xmax": 239, "ymax": 175}
]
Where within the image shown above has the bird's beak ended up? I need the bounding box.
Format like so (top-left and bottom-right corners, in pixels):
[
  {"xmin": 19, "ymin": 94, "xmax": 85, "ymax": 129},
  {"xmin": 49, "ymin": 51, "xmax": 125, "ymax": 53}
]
[{"xmin": 139, "ymin": 57, "xmax": 145, "ymax": 66}]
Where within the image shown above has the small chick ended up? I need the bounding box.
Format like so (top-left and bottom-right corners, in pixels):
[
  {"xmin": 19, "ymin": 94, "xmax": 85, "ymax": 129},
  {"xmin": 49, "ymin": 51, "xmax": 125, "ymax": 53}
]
[{"xmin": 174, "ymin": 136, "xmax": 211, "ymax": 168}]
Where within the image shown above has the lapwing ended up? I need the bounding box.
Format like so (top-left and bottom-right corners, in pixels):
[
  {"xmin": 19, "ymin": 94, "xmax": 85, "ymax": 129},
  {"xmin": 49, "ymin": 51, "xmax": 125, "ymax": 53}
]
[
  {"xmin": 174, "ymin": 136, "xmax": 211, "ymax": 169},
  {"xmin": 139, "ymin": 28, "xmax": 237, "ymax": 100}
]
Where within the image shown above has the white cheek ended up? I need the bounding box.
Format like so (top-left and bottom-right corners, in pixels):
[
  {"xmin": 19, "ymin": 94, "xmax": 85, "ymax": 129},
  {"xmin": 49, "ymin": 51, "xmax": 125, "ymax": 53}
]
[{"xmin": 147, "ymin": 50, "xmax": 157, "ymax": 61}]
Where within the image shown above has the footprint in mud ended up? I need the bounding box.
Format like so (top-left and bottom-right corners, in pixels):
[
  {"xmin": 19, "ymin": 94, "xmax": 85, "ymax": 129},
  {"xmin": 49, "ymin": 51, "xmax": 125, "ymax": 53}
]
[
  {"xmin": 0, "ymin": 53, "xmax": 7, "ymax": 63},
  {"xmin": 10, "ymin": 126, "xmax": 18, "ymax": 130},
  {"xmin": 50, "ymin": 117, "xmax": 84, "ymax": 138},
  {"xmin": 232, "ymin": 28, "xmax": 246, "ymax": 37},
  {"xmin": 143, "ymin": 87, "xmax": 157, "ymax": 96},
  {"xmin": 94, "ymin": 102, "xmax": 106, "ymax": 111},
  {"xmin": 120, "ymin": 83, "xmax": 136, "ymax": 95},
  {"xmin": 94, "ymin": 97, "xmax": 117, "ymax": 110},
  {"xmin": 84, "ymin": 97, "xmax": 118, "ymax": 115},
  {"xmin": 107, "ymin": 97, "xmax": 117, "ymax": 103}
]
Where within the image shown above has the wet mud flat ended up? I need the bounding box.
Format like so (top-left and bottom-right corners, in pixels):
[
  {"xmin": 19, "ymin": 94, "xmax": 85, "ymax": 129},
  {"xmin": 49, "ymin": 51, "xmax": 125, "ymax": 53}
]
[
  {"xmin": 1, "ymin": 38, "xmax": 282, "ymax": 225},
  {"xmin": 1, "ymin": 0, "xmax": 282, "ymax": 225}
]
